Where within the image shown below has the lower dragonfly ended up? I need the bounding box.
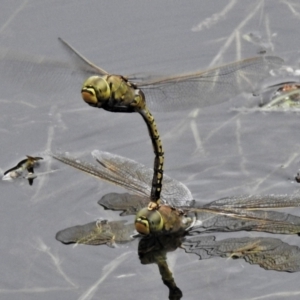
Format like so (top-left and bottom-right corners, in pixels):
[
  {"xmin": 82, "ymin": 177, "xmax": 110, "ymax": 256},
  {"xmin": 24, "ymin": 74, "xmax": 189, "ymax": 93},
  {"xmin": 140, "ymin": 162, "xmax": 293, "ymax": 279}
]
[
  {"xmin": 52, "ymin": 151, "xmax": 300, "ymax": 258},
  {"xmin": 57, "ymin": 38, "xmax": 283, "ymax": 212},
  {"xmin": 52, "ymin": 150, "xmax": 300, "ymax": 299}
]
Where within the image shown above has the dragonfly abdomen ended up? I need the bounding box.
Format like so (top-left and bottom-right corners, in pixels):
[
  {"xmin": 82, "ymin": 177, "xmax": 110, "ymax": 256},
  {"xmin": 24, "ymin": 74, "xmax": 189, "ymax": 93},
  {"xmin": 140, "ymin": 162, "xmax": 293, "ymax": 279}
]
[{"xmin": 139, "ymin": 105, "xmax": 164, "ymax": 207}]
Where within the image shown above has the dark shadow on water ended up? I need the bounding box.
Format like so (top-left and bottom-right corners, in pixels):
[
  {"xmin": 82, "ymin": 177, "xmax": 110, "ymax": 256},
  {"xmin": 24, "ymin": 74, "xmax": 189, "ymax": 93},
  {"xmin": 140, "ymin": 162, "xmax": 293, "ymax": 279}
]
[{"xmin": 55, "ymin": 191, "xmax": 300, "ymax": 299}]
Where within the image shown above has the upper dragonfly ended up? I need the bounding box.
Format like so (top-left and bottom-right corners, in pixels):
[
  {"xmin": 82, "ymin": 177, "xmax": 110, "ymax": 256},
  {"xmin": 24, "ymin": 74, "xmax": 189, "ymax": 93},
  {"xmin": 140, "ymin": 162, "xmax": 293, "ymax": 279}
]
[{"xmin": 56, "ymin": 38, "xmax": 283, "ymax": 213}]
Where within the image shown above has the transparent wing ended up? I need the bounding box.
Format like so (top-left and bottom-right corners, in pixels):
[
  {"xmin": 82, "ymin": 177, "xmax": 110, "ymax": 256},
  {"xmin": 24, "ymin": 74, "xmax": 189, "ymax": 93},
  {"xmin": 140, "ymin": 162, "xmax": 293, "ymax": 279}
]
[
  {"xmin": 191, "ymin": 207, "xmax": 300, "ymax": 235},
  {"xmin": 58, "ymin": 37, "xmax": 109, "ymax": 76},
  {"xmin": 92, "ymin": 150, "xmax": 194, "ymax": 207},
  {"xmin": 203, "ymin": 194, "xmax": 300, "ymax": 209},
  {"xmin": 0, "ymin": 47, "xmax": 90, "ymax": 99},
  {"xmin": 0, "ymin": 39, "xmax": 133, "ymax": 102},
  {"xmin": 51, "ymin": 150, "xmax": 194, "ymax": 208},
  {"xmin": 139, "ymin": 56, "xmax": 283, "ymax": 111},
  {"xmin": 183, "ymin": 236, "xmax": 300, "ymax": 272}
]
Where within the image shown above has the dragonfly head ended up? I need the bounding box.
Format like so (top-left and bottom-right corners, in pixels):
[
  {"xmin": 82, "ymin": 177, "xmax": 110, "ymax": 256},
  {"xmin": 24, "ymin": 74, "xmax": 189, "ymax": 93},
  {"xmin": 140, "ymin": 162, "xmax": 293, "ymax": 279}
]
[
  {"xmin": 135, "ymin": 207, "xmax": 164, "ymax": 235},
  {"xmin": 81, "ymin": 76, "xmax": 110, "ymax": 107}
]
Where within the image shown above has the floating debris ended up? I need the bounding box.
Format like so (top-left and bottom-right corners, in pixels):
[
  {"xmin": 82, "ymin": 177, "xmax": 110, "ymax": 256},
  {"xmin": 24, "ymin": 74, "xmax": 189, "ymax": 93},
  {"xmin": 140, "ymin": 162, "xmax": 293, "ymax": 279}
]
[
  {"xmin": 2, "ymin": 155, "xmax": 43, "ymax": 185},
  {"xmin": 271, "ymin": 83, "xmax": 300, "ymax": 107}
]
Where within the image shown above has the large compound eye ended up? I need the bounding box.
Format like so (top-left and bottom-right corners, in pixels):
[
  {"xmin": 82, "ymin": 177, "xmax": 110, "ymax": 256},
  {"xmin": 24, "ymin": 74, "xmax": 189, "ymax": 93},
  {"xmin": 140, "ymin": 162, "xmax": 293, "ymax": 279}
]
[
  {"xmin": 135, "ymin": 207, "xmax": 164, "ymax": 235},
  {"xmin": 81, "ymin": 86, "xmax": 97, "ymax": 106},
  {"xmin": 81, "ymin": 76, "xmax": 110, "ymax": 107}
]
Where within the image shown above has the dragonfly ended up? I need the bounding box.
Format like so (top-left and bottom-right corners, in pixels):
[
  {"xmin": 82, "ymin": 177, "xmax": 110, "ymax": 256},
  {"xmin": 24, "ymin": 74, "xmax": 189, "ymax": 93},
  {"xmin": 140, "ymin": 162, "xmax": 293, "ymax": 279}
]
[
  {"xmin": 52, "ymin": 150, "xmax": 300, "ymax": 299},
  {"xmin": 54, "ymin": 38, "xmax": 283, "ymax": 212}
]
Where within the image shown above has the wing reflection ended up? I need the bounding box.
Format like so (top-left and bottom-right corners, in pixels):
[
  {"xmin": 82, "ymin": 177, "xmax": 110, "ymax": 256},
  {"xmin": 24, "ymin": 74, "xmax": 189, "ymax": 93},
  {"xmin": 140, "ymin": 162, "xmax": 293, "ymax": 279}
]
[
  {"xmin": 184, "ymin": 235, "xmax": 300, "ymax": 272},
  {"xmin": 56, "ymin": 220, "xmax": 135, "ymax": 247}
]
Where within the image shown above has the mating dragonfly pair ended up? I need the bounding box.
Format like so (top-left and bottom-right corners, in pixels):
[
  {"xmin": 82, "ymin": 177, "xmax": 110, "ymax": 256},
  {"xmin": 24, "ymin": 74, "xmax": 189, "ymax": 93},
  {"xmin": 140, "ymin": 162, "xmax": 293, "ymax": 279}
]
[{"xmin": 46, "ymin": 38, "xmax": 300, "ymax": 274}]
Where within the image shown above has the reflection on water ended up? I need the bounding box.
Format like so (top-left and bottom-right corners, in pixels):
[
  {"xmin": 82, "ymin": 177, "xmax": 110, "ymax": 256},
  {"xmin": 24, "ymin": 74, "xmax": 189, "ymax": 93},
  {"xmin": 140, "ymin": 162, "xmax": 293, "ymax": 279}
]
[
  {"xmin": 184, "ymin": 235, "xmax": 300, "ymax": 272},
  {"xmin": 56, "ymin": 220, "xmax": 135, "ymax": 247},
  {"xmin": 138, "ymin": 234, "xmax": 184, "ymax": 300},
  {"xmin": 54, "ymin": 197, "xmax": 300, "ymax": 299}
]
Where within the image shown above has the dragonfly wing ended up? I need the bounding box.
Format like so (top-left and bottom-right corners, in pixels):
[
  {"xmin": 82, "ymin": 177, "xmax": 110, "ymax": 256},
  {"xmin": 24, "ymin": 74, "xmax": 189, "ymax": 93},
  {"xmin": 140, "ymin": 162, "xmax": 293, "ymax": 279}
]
[
  {"xmin": 51, "ymin": 150, "xmax": 194, "ymax": 207},
  {"xmin": 0, "ymin": 47, "xmax": 100, "ymax": 107},
  {"xmin": 183, "ymin": 236, "xmax": 300, "ymax": 272},
  {"xmin": 92, "ymin": 150, "xmax": 194, "ymax": 207},
  {"xmin": 58, "ymin": 38, "xmax": 142, "ymax": 81},
  {"xmin": 139, "ymin": 56, "xmax": 283, "ymax": 111},
  {"xmin": 58, "ymin": 38, "xmax": 109, "ymax": 76},
  {"xmin": 204, "ymin": 194, "xmax": 300, "ymax": 209},
  {"xmin": 191, "ymin": 208, "xmax": 300, "ymax": 235},
  {"xmin": 51, "ymin": 151, "xmax": 133, "ymax": 187}
]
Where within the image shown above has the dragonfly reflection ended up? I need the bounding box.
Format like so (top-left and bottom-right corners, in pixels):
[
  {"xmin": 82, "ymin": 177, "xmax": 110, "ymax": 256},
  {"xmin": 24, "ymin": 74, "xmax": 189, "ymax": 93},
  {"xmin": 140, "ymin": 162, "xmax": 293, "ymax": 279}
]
[{"xmin": 52, "ymin": 150, "xmax": 300, "ymax": 299}]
